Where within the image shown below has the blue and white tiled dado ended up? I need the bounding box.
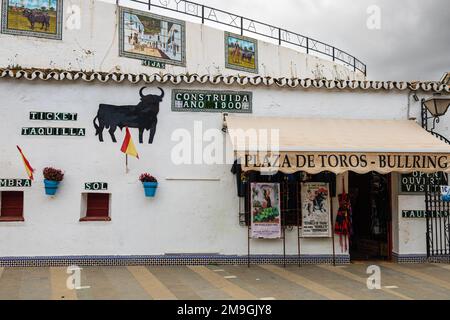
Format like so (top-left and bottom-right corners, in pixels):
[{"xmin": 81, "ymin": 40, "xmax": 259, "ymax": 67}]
[
  {"xmin": 392, "ymin": 252, "xmax": 450, "ymax": 263},
  {"xmin": 0, "ymin": 254, "xmax": 350, "ymax": 267}
]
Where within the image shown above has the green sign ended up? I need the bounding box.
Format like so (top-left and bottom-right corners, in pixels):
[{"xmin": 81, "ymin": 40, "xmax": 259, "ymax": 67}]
[
  {"xmin": 399, "ymin": 172, "xmax": 446, "ymax": 194},
  {"xmin": 402, "ymin": 210, "xmax": 449, "ymax": 218},
  {"xmin": 85, "ymin": 182, "xmax": 108, "ymax": 191},
  {"xmin": 141, "ymin": 59, "xmax": 166, "ymax": 69},
  {"xmin": 172, "ymin": 90, "xmax": 252, "ymax": 113},
  {"xmin": 0, "ymin": 179, "xmax": 32, "ymax": 187},
  {"xmin": 29, "ymin": 112, "xmax": 78, "ymax": 121},
  {"xmin": 22, "ymin": 127, "xmax": 86, "ymax": 136}
]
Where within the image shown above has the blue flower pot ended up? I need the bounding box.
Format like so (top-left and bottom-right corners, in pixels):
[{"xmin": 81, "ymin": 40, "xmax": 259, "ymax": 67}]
[
  {"xmin": 143, "ymin": 181, "xmax": 158, "ymax": 197},
  {"xmin": 44, "ymin": 179, "xmax": 60, "ymax": 196}
]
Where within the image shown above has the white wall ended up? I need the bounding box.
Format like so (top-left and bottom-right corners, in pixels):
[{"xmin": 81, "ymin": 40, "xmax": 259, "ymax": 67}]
[
  {"xmin": 0, "ymin": 78, "xmax": 410, "ymax": 257},
  {"xmin": 397, "ymin": 195, "xmax": 427, "ymax": 255},
  {"xmin": 1, "ymin": 0, "xmax": 440, "ymax": 258},
  {"xmin": 392, "ymin": 92, "xmax": 450, "ymax": 256},
  {"xmin": 0, "ymin": 0, "xmax": 364, "ymax": 80}
]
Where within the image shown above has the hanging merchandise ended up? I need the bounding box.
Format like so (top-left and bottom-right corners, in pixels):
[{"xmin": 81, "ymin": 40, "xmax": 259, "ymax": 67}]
[
  {"xmin": 334, "ymin": 177, "xmax": 353, "ymax": 252},
  {"xmin": 370, "ymin": 173, "xmax": 388, "ymax": 237}
]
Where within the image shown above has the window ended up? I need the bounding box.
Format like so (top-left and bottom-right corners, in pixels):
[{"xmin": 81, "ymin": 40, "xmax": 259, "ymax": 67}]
[
  {"xmin": 0, "ymin": 191, "xmax": 24, "ymax": 222},
  {"xmin": 241, "ymin": 171, "xmax": 336, "ymax": 227},
  {"xmin": 80, "ymin": 193, "xmax": 111, "ymax": 221}
]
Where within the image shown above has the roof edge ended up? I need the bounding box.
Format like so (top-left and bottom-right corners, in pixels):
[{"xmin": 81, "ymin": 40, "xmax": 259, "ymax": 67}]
[{"xmin": 0, "ymin": 68, "xmax": 449, "ymax": 93}]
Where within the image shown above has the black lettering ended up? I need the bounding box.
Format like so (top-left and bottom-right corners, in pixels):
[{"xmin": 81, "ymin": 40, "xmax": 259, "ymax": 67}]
[
  {"xmin": 360, "ymin": 155, "xmax": 368, "ymax": 167},
  {"xmin": 307, "ymin": 155, "xmax": 315, "ymax": 168},
  {"xmin": 296, "ymin": 155, "xmax": 307, "ymax": 167},
  {"xmin": 281, "ymin": 155, "xmax": 291, "ymax": 167},
  {"xmin": 379, "ymin": 155, "xmax": 386, "ymax": 168},
  {"xmin": 339, "ymin": 154, "xmax": 349, "ymax": 168}
]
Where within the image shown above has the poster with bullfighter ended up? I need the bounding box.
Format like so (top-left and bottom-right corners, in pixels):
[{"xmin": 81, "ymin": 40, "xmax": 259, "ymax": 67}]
[
  {"xmin": 225, "ymin": 32, "xmax": 258, "ymax": 74},
  {"xmin": 1, "ymin": 0, "xmax": 63, "ymax": 40},
  {"xmin": 250, "ymin": 183, "xmax": 281, "ymax": 239},
  {"xmin": 300, "ymin": 182, "xmax": 332, "ymax": 238}
]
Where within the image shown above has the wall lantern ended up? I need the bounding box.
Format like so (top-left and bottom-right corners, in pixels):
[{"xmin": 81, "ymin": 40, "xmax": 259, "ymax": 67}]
[
  {"xmin": 423, "ymin": 96, "xmax": 450, "ymax": 118},
  {"xmin": 421, "ymin": 96, "xmax": 450, "ymax": 131}
]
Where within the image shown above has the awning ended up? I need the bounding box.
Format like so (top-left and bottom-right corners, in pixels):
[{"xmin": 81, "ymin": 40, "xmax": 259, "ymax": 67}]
[{"xmin": 226, "ymin": 115, "xmax": 450, "ymax": 174}]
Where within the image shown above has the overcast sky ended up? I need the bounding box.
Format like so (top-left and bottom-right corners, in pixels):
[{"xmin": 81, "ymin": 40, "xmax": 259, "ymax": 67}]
[
  {"xmin": 114, "ymin": 0, "xmax": 449, "ymax": 81},
  {"xmin": 193, "ymin": 0, "xmax": 449, "ymax": 81}
]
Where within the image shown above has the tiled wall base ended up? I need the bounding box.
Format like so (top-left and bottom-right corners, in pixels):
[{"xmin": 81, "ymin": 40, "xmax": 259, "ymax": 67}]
[
  {"xmin": 0, "ymin": 254, "xmax": 350, "ymax": 267},
  {"xmin": 392, "ymin": 252, "xmax": 450, "ymax": 263}
]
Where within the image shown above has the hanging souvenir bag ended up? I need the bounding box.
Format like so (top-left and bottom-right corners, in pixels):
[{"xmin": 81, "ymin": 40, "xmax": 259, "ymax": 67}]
[{"xmin": 334, "ymin": 177, "xmax": 353, "ymax": 252}]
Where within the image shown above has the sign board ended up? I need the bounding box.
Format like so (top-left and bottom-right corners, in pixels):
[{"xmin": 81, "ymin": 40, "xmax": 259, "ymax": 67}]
[
  {"xmin": 172, "ymin": 90, "xmax": 252, "ymax": 113},
  {"xmin": 402, "ymin": 210, "xmax": 449, "ymax": 218},
  {"xmin": 440, "ymin": 185, "xmax": 450, "ymax": 202},
  {"xmin": 250, "ymin": 183, "xmax": 281, "ymax": 239},
  {"xmin": 85, "ymin": 182, "xmax": 108, "ymax": 191},
  {"xmin": 399, "ymin": 172, "xmax": 446, "ymax": 194},
  {"xmin": 239, "ymin": 152, "xmax": 450, "ymax": 174},
  {"xmin": 300, "ymin": 182, "xmax": 332, "ymax": 237},
  {"xmin": 141, "ymin": 59, "xmax": 166, "ymax": 69},
  {"xmin": 22, "ymin": 127, "xmax": 86, "ymax": 136},
  {"xmin": 0, "ymin": 179, "xmax": 32, "ymax": 187},
  {"xmin": 30, "ymin": 112, "xmax": 78, "ymax": 121},
  {"xmin": 119, "ymin": 7, "xmax": 186, "ymax": 67}
]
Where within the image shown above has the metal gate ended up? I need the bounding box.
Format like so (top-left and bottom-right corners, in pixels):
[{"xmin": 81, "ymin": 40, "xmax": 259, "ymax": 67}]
[
  {"xmin": 424, "ymin": 131, "xmax": 450, "ymax": 260},
  {"xmin": 425, "ymin": 177, "xmax": 450, "ymax": 259}
]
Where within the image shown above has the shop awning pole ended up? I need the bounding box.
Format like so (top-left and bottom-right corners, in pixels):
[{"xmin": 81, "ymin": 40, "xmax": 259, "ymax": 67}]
[
  {"xmin": 297, "ymin": 181, "xmax": 301, "ymax": 267},
  {"xmin": 331, "ymin": 186, "xmax": 336, "ymax": 266}
]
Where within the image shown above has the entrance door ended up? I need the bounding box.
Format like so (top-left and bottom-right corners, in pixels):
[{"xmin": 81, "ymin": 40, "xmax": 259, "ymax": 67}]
[{"xmin": 348, "ymin": 172, "xmax": 392, "ymax": 261}]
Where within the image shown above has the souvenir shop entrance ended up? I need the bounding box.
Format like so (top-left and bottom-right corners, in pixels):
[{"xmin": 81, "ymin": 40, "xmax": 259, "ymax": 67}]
[
  {"xmin": 348, "ymin": 172, "xmax": 392, "ymax": 261},
  {"xmin": 226, "ymin": 115, "xmax": 450, "ymax": 264}
]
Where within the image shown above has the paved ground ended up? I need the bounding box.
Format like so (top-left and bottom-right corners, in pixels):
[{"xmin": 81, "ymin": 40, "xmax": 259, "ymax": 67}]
[{"xmin": 0, "ymin": 262, "xmax": 449, "ymax": 300}]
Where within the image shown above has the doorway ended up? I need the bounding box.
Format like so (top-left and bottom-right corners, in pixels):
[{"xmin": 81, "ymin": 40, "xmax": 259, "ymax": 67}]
[{"xmin": 348, "ymin": 172, "xmax": 392, "ymax": 261}]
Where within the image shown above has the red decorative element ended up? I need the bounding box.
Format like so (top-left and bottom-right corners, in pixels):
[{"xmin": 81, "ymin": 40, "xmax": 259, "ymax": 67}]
[
  {"xmin": 81, "ymin": 193, "xmax": 110, "ymax": 221},
  {"xmin": 0, "ymin": 191, "xmax": 24, "ymax": 221},
  {"xmin": 334, "ymin": 177, "xmax": 353, "ymax": 253},
  {"xmin": 43, "ymin": 167, "xmax": 64, "ymax": 181},
  {"xmin": 139, "ymin": 173, "xmax": 157, "ymax": 183}
]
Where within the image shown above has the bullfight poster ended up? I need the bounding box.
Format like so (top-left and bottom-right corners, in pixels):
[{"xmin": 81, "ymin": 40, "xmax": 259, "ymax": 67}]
[
  {"xmin": 300, "ymin": 182, "xmax": 332, "ymax": 237},
  {"xmin": 250, "ymin": 183, "xmax": 281, "ymax": 239}
]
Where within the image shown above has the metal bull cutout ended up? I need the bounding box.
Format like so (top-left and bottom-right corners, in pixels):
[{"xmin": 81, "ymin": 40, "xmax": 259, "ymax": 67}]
[{"xmin": 93, "ymin": 87, "xmax": 164, "ymax": 144}]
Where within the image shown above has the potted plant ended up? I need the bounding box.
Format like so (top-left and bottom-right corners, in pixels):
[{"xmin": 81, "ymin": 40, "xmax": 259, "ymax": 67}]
[
  {"xmin": 139, "ymin": 173, "xmax": 158, "ymax": 197},
  {"xmin": 43, "ymin": 167, "xmax": 64, "ymax": 196}
]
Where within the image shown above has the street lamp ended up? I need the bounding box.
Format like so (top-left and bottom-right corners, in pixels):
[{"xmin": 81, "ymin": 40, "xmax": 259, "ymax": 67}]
[{"xmin": 421, "ymin": 96, "xmax": 450, "ymax": 131}]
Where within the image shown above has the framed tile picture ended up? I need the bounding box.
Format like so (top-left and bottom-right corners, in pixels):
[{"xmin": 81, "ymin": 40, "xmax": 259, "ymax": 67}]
[
  {"xmin": 119, "ymin": 7, "xmax": 186, "ymax": 67},
  {"xmin": 1, "ymin": 0, "xmax": 63, "ymax": 40},
  {"xmin": 225, "ymin": 32, "xmax": 258, "ymax": 73}
]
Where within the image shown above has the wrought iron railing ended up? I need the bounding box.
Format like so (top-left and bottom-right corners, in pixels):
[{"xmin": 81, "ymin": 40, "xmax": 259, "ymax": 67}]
[{"xmin": 121, "ymin": 0, "xmax": 367, "ymax": 76}]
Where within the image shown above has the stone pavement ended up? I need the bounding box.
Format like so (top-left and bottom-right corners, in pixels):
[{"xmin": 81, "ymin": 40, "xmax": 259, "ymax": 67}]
[{"xmin": 0, "ymin": 262, "xmax": 449, "ymax": 300}]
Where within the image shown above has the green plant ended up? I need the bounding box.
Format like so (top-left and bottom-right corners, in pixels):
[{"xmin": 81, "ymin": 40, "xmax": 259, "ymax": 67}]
[{"xmin": 253, "ymin": 207, "xmax": 279, "ymax": 222}]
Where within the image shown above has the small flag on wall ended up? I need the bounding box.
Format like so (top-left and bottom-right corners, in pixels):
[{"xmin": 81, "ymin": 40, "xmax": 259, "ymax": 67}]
[
  {"xmin": 16, "ymin": 145, "xmax": 35, "ymax": 180},
  {"xmin": 120, "ymin": 127, "xmax": 139, "ymax": 159}
]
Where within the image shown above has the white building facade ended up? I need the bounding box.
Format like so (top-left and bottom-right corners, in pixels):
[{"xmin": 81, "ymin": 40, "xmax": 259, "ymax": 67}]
[{"xmin": 0, "ymin": 0, "xmax": 449, "ymax": 266}]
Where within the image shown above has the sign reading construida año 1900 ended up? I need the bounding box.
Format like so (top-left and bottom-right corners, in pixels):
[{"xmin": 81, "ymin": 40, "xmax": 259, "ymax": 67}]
[{"xmin": 172, "ymin": 90, "xmax": 252, "ymax": 113}]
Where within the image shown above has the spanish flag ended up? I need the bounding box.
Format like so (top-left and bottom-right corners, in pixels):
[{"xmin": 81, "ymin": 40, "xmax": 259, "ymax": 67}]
[
  {"xmin": 16, "ymin": 145, "xmax": 35, "ymax": 180},
  {"xmin": 120, "ymin": 127, "xmax": 139, "ymax": 159}
]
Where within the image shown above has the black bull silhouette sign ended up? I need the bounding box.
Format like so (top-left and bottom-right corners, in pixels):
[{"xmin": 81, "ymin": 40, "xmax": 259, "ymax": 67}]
[{"xmin": 93, "ymin": 87, "xmax": 164, "ymax": 144}]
